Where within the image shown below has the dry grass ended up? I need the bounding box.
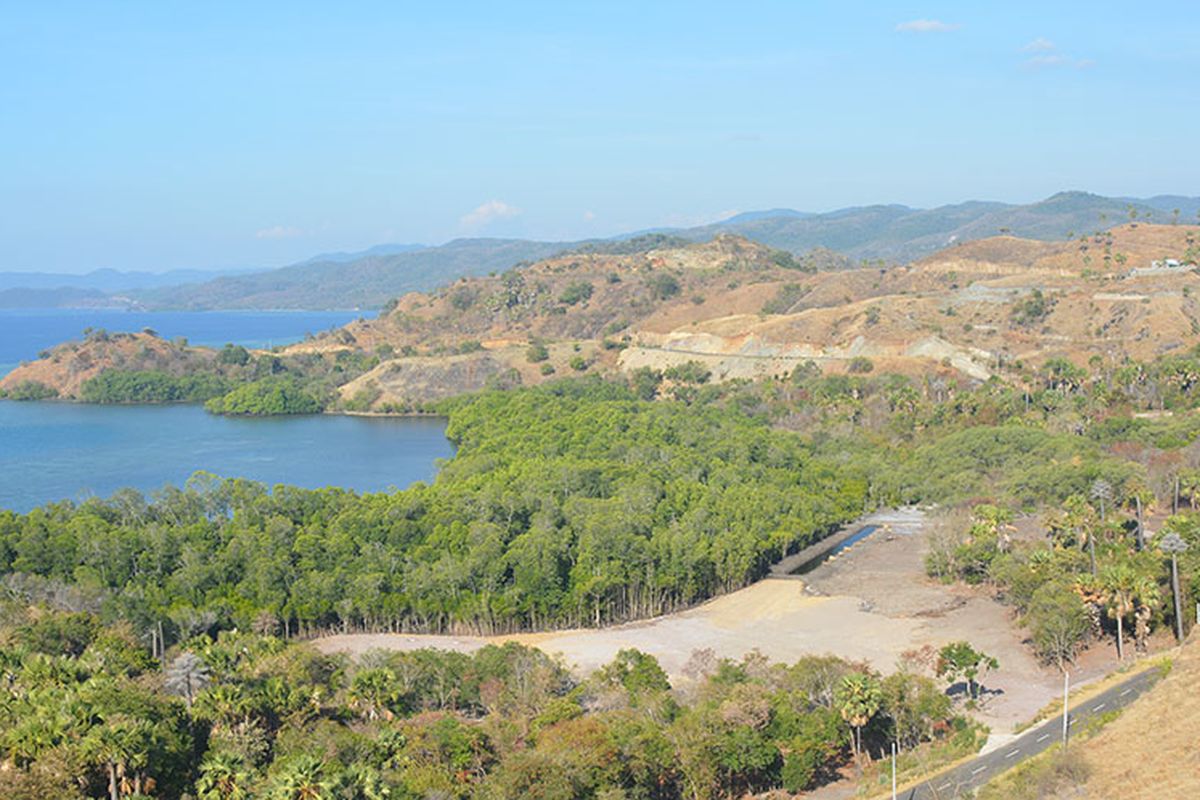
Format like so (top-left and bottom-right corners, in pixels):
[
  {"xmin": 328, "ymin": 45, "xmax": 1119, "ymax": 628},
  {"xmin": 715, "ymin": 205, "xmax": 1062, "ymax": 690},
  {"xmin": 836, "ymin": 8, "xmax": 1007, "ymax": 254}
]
[
  {"xmin": 977, "ymin": 636, "xmax": 1200, "ymax": 799},
  {"xmin": 1071, "ymin": 637, "xmax": 1200, "ymax": 799}
]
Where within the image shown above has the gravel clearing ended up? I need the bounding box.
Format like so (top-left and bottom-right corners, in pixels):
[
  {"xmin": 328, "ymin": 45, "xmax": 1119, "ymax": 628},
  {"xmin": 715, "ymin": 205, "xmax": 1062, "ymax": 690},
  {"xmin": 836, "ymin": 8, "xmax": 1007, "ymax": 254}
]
[{"xmin": 315, "ymin": 508, "xmax": 1102, "ymax": 732}]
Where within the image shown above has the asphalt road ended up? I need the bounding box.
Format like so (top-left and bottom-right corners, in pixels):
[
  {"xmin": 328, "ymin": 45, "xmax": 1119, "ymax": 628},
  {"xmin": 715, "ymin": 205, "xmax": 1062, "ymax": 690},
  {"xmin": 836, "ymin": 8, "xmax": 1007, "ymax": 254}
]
[{"xmin": 895, "ymin": 667, "xmax": 1161, "ymax": 799}]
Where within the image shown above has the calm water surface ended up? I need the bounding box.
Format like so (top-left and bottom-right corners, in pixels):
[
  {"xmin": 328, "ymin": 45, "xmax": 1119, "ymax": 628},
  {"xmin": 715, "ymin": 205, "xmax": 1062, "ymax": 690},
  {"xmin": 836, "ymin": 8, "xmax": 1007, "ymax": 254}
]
[
  {"xmin": 0, "ymin": 308, "xmax": 368, "ymax": 377},
  {"xmin": 0, "ymin": 308, "xmax": 451, "ymax": 513},
  {"xmin": 0, "ymin": 403, "xmax": 452, "ymax": 513}
]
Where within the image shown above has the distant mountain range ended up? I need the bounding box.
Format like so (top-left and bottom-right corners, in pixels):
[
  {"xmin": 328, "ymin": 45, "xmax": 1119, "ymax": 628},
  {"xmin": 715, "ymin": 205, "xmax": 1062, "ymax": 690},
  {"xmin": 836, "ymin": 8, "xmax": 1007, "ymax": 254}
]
[
  {"xmin": 4, "ymin": 192, "xmax": 1197, "ymax": 311},
  {"xmin": 683, "ymin": 192, "xmax": 1196, "ymax": 262},
  {"xmin": 0, "ymin": 267, "xmax": 261, "ymax": 310},
  {"xmin": 0, "ymin": 266, "xmax": 256, "ymax": 294}
]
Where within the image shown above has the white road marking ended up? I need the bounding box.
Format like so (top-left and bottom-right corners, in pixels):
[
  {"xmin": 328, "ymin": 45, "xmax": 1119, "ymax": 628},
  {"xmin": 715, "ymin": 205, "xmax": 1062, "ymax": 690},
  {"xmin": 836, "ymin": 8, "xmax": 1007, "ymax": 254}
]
[
  {"xmin": 971, "ymin": 766, "xmax": 987, "ymax": 776},
  {"xmin": 1036, "ymin": 733, "xmax": 1050, "ymax": 742},
  {"xmin": 938, "ymin": 783, "xmax": 952, "ymax": 791},
  {"xmin": 1005, "ymin": 749, "xmax": 1021, "ymax": 759},
  {"xmin": 1120, "ymin": 688, "xmax": 1132, "ymax": 697},
  {"xmin": 1092, "ymin": 702, "xmax": 1106, "ymax": 711},
  {"xmin": 1069, "ymin": 718, "xmax": 1077, "ymax": 726}
]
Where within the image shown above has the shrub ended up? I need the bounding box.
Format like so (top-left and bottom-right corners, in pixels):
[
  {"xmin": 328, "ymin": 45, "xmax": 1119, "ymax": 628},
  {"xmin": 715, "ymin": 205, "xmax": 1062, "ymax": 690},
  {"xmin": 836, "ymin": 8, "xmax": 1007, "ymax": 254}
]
[
  {"xmin": 3, "ymin": 380, "xmax": 59, "ymax": 401},
  {"xmin": 645, "ymin": 273, "xmax": 681, "ymax": 301},
  {"xmin": 449, "ymin": 287, "xmax": 478, "ymax": 310},
  {"xmin": 847, "ymin": 357, "xmax": 874, "ymax": 374},
  {"xmin": 217, "ymin": 344, "xmax": 251, "ymax": 366},
  {"xmin": 205, "ymin": 379, "xmax": 323, "ymax": 416},
  {"xmin": 664, "ymin": 361, "xmax": 711, "ymax": 385},
  {"xmin": 558, "ymin": 281, "xmax": 594, "ymax": 306}
]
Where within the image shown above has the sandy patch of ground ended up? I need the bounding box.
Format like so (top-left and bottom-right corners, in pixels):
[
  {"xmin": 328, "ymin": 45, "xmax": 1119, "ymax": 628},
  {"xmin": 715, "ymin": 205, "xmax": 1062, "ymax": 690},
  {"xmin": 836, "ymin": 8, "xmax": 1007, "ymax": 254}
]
[{"xmin": 314, "ymin": 508, "xmax": 1112, "ymax": 732}]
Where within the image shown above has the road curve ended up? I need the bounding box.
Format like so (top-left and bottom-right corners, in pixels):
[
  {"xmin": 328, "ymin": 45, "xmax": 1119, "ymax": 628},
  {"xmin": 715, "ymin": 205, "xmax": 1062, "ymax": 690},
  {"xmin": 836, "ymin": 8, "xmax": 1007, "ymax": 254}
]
[{"xmin": 895, "ymin": 667, "xmax": 1160, "ymax": 799}]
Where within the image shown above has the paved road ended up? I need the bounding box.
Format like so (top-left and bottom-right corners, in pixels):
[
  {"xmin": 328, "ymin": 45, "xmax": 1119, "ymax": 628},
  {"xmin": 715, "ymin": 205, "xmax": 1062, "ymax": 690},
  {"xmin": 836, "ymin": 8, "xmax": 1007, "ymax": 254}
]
[{"xmin": 895, "ymin": 668, "xmax": 1160, "ymax": 799}]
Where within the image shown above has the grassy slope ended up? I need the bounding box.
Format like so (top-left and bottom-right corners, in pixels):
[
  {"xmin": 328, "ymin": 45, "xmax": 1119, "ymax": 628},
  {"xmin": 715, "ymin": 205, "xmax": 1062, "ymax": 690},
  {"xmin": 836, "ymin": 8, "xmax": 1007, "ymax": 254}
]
[
  {"xmin": 1071, "ymin": 637, "xmax": 1200, "ymax": 798},
  {"xmin": 978, "ymin": 636, "xmax": 1200, "ymax": 799}
]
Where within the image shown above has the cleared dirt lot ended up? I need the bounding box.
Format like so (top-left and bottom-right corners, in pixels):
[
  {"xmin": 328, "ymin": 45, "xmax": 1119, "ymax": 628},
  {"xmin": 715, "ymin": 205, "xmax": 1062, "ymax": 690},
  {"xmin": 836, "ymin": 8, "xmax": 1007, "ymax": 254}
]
[{"xmin": 315, "ymin": 508, "xmax": 1104, "ymax": 732}]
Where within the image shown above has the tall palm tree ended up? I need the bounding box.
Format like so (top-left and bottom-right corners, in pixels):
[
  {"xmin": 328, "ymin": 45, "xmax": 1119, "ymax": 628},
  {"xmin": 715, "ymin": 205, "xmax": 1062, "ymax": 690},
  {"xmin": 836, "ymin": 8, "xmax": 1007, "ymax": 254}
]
[
  {"xmin": 1055, "ymin": 495, "xmax": 1098, "ymax": 575},
  {"xmin": 1124, "ymin": 484, "xmax": 1155, "ymax": 551},
  {"xmin": 835, "ymin": 672, "xmax": 881, "ymax": 772},
  {"xmin": 1090, "ymin": 478, "xmax": 1114, "ymax": 522},
  {"xmin": 1100, "ymin": 563, "xmax": 1138, "ymax": 660},
  {"xmin": 164, "ymin": 651, "xmax": 210, "ymax": 710},
  {"xmin": 1132, "ymin": 572, "xmax": 1162, "ymax": 654}
]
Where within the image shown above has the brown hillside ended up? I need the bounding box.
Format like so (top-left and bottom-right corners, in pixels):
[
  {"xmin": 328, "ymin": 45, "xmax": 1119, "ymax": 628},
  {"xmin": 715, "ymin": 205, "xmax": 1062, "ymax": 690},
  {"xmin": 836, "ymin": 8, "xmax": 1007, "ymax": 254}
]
[
  {"xmin": 323, "ymin": 227, "xmax": 1200, "ymax": 408},
  {"xmin": 7, "ymin": 226, "xmax": 1200, "ymax": 410},
  {"xmin": 1072, "ymin": 638, "xmax": 1199, "ymax": 798},
  {"xmin": 0, "ymin": 332, "xmax": 212, "ymax": 398}
]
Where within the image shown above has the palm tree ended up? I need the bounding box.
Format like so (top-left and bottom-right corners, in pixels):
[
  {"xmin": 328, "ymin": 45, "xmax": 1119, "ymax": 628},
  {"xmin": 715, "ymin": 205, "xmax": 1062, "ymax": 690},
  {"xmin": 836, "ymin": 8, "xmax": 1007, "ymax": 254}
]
[
  {"xmin": 330, "ymin": 764, "xmax": 391, "ymax": 800},
  {"xmin": 195, "ymin": 751, "xmax": 253, "ymax": 800},
  {"xmin": 193, "ymin": 684, "xmax": 254, "ymax": 733},
  {"xmin": 1100, "ymin": 563, "xmax": 1138, "ymax": 660},
  {"xmin": 835, "ymin": 672, "xmax": 881, "ymax": 772},
  {"xmin": 1054, "ymin": 495, "xmax": 1099, "ymax": 575},
  {"xmin": 82, "ymin": 716, "xmax": 153, "ymax": 800},
  {"xmin": 1089, "ymin": 478, "xmax": 1114, "ymax": 522},
  {"xmin": 1132, "ymin": 572, "xmax": 1162, "ymax": 654},
  {"xmin": 266, "ymin": 755, "xmax": 329, "ymax": 800},
  {"xmin": 1160, "ymin": 532, "xmax": 1190, "ymax": 642},
  {"xmin": 1178, "ymin": 469, "xmax": 1200, "ymax": 511},
  {"xmin": 164, "ymin": 651, "xmax": 210, "ymax": 710},
  {"xmin": 347, "ymin": 668, "xmax": 398, "ymax": 721}
]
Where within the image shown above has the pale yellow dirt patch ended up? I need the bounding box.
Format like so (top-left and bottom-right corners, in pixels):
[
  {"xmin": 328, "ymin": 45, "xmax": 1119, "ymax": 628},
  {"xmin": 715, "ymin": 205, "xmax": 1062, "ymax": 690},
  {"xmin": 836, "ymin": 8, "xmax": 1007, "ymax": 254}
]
[
  {"xmin": 699, "ymin": 580, "xmax": 828, "ymax": 629},
  {"xmin": 314, "ymin": 509, "xmax": 1087, "ymax": 732}
]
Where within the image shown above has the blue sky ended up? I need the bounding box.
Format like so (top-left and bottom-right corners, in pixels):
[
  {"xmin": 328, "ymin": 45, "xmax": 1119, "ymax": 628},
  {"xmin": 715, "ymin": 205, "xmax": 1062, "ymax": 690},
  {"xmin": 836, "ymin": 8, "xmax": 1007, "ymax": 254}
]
[{"xmin": 2, "ymin": 2, "xmax": 1198, "ymax": 273}]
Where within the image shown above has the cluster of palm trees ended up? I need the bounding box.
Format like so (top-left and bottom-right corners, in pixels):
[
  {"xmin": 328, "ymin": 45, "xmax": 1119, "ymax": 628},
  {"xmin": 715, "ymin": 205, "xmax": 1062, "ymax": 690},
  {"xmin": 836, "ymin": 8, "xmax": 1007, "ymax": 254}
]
[
  {"xmin": 195, "ymin": 753, "xmax": 390, "ymax": 800},
  {"xmin": 1051, "ymin": 478, "xmax": 1191, "ymax": 660}
]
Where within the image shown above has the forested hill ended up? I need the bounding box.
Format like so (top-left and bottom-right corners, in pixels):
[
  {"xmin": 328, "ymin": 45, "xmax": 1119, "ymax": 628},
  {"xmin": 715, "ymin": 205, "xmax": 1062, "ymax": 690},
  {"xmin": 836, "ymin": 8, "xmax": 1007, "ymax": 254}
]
[{"xmin": 138, "ymin": 238, "xmax": 571, "ymax": 311}]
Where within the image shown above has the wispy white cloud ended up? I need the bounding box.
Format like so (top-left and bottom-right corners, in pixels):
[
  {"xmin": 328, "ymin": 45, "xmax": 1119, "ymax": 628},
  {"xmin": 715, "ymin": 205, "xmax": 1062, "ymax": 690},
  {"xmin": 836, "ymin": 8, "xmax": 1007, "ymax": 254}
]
[
  {"xmin": 582, "ymin": 210, "xmax": 596, "ymax": 222},
  {"xmin": 1019, "ymin": 37, "xmax": 1094, "ymax": 69},
  {"xmin": 460, "ymin": 200, "xmax": 521, "ymax": 229},
  {"xmin": 255, "ymin": 225, "xmax": 304, "ymax": 239},
  {"xmin": 1023, "ymin": 51, "xmax": 1094, "ymax": 69},
  {"xmin": 895, "ymin": 19, "xmax": 961, "ymax": 33}
]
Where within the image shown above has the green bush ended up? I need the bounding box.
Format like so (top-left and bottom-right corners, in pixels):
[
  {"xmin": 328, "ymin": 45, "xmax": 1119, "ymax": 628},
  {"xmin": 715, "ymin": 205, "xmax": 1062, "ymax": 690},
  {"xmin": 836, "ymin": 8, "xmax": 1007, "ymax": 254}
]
[
  {"xmin": 80, "ymin": 371, "xmax": 232, "ymax": 404},
  {"xmin": 526, "ymin": 342, "xmax": 550, "ymax": 363},
  {"xmin": 2, "ymin": 380, "xmax": 59, "ymax": 401},
  {"xmin": 558, "ymin": 281, "xmax": 594, "ymax": 305},
  {"xmin": 204, "ymin": 379, "xmax": 323, "ymax": 416}
]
